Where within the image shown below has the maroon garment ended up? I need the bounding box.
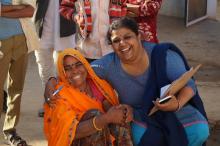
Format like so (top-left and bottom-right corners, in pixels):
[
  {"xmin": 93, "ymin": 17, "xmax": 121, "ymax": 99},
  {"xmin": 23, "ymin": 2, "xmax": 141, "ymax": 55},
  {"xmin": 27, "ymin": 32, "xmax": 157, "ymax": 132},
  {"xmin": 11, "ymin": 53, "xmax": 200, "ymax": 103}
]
[
  {"xmin": 127, "ymin": 0, "xmax": 162, "ymax": 43},
  {"xmin": 87, "ymin": 79, "xmax": 105, "ymax": 102}
]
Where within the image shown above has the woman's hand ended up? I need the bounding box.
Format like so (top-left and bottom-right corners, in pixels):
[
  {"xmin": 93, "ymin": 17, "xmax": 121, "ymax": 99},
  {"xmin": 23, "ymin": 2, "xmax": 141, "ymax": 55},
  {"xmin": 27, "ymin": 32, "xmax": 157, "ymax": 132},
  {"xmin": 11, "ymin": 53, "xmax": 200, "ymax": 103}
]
[
  {"xmin": 44, "ymin": 77, "xmax": 60, "ymax": 107},
  {"xmin": 154, "ymin": 95, "xmax": 179, "ymax": 112},
  {"xmin": 126, "ymin": 3, "xmax": 139, "ymax": 15},
  {"xmin": 118, "ymin": 104, "xmax": 134, "ymax": 123},
  {"xmin": 105, "ymin": 106, "xmax": 126, "ymax": 125}
]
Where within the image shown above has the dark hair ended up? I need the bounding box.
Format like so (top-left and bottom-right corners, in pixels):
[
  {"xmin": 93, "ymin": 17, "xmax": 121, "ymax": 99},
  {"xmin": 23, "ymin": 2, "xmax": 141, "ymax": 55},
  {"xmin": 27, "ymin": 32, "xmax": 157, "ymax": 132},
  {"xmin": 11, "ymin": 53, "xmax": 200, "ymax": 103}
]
[{"xmin": 107, "ymin": 17, "xmax": 139, "ymax": 44}]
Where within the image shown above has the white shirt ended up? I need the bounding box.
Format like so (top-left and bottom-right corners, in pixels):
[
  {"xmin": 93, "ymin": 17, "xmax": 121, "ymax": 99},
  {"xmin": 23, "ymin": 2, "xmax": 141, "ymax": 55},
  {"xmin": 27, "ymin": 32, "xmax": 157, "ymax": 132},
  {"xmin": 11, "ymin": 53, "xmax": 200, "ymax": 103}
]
[
  {"xmin": 77, "ymin": 0, "xmax": 113, "ymax": 59},
  {"xmin": 40, "ymin": 0, "xmax": 75, "ymax": 51}
]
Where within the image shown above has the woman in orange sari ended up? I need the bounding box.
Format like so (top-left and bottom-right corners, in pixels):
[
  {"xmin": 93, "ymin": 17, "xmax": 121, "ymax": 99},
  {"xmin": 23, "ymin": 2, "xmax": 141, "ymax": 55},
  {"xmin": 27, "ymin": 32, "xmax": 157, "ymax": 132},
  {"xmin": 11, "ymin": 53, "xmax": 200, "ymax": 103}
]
[{"xmin": 44, "ymin": 49, "xmax": 133, "ymax": 146}]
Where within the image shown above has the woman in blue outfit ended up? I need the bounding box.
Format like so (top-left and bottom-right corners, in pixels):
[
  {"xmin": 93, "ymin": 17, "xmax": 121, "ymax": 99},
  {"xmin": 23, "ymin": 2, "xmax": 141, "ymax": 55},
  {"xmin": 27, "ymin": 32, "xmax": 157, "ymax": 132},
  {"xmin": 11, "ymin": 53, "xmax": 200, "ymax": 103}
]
[
  {"xmin": 91, "ymin": 17, "xmax": 209, "ymax": 146},
  {"xmin": 45, "ymin": 17, "xmax": 209, "ymax": 146}
]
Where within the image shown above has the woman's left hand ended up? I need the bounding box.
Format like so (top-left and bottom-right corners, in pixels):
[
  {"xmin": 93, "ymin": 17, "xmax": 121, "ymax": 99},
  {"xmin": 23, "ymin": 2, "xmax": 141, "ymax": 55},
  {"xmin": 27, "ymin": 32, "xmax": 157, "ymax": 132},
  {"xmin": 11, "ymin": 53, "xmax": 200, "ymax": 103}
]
[
  {"xmin": 154, "ymin": 95, "xmax": 179, "ymax": 112},
  {"xmin": 126, "ymin": 3, "xmax": 139, "ymax": 15}
]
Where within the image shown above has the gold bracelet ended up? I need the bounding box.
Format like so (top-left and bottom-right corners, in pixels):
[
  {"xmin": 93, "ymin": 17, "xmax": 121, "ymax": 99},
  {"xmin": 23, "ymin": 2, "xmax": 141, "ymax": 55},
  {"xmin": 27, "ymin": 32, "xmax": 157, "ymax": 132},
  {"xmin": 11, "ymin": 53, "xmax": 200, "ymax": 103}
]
[{"xmin": 92, "ymin": 116, "xmax": 102, "ymax": 131}]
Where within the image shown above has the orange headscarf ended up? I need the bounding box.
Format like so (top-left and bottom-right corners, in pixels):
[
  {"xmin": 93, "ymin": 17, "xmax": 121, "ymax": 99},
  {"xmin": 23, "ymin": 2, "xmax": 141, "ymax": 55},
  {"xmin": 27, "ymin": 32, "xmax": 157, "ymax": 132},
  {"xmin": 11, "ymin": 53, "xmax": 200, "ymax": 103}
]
[{"xmin": 44, "ymin": 49, "xmax": 119, "ymax": 146}]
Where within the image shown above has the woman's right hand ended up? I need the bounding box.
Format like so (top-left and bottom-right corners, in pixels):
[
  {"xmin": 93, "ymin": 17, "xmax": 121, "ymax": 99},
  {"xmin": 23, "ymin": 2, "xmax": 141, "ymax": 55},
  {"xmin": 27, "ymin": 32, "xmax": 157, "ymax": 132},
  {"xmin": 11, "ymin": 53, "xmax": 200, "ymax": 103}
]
[{"xmin": 44, "ymin": 77, "xmax": 60, "ymax": 107}]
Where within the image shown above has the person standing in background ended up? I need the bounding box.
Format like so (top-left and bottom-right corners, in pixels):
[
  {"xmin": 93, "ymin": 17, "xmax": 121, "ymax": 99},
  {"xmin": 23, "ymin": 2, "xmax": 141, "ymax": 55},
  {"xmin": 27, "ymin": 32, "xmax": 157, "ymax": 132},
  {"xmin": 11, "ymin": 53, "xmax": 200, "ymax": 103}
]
[
  {"xmin": 0, "ymin": 0, "xmax": 39, "ymax": 145},
  {"xmin": 126, "ymin": 0, "xmax": 162, "ymax": 43},
  {"xmin": 60, "ymin": 0, "xmax": 127, "ymax": 62},
  {"xmin": 34, "ymin": 0, "xmax": 76, "ymax": 117}
]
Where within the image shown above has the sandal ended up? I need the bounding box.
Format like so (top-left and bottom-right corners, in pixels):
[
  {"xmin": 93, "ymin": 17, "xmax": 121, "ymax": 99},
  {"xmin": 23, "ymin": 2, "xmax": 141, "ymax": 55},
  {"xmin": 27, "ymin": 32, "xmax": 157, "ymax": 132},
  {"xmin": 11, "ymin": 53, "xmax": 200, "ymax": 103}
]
[{"xmin": 6, "ymin": 132, "xmax": 28, "ymax": 146}]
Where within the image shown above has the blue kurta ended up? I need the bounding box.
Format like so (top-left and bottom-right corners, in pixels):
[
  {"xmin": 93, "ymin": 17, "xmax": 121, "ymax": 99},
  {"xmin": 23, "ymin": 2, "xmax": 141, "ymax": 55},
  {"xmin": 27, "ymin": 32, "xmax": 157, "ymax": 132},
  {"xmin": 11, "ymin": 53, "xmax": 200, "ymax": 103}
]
[{"xmin": 92, "ymin": 42, "xmax": 209, "ymax": 146}]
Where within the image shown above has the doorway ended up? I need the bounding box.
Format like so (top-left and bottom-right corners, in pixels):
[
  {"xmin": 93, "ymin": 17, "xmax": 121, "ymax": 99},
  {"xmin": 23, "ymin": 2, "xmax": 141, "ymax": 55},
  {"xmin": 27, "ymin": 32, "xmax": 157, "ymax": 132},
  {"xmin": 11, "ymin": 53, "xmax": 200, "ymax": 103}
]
[
  {"xmin": 217, "ymin": 0, "xmax": 220, "ymax": 21},
  {"xmin": 185, "ymin": 0, "xmax": 208, "ymax": 26}
]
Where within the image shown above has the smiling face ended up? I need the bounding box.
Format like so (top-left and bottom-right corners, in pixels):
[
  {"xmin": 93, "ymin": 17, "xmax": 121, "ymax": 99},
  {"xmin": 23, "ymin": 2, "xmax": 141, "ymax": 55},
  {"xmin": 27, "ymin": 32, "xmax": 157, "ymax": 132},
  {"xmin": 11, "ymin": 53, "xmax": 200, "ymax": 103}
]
[
  {"xmin": 110, "ymin": 27, "xmax": 143, "ymax": 63},
  {"xmin": 63, "ymin": 55, "xmax": 87, "ymax": 89}
]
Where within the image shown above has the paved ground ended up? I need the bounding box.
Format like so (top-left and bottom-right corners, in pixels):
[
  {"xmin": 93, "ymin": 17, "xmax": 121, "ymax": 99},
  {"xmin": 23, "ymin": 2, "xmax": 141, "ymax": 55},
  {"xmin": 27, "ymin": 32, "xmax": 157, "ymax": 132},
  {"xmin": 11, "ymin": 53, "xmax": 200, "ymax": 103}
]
[{"xmin": 1, "ymin": 9, "xmax": 220, "ymax": 146}]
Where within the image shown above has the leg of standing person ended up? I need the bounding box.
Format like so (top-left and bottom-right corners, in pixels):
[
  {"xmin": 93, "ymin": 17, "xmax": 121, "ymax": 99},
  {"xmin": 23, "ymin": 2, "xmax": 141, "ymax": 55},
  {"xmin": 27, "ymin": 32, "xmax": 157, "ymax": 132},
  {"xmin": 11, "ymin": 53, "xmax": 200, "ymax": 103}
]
[
  {"xmin": 35, "ymin": 48, "xmax": 56, "ymax": 117},
  {"xmin": 35, "ymin": 48, "xmax": 55, "ymax": 87},
  {"xmin": 1, "ymin": 34, "xmax": 28, "ymax": 145},
  {"xmin": 0, "ymin": 43, "xmax": 8, "ymax": 113},
  {"xmin": 53, "ymin": 50, "xmax": 61, "ymax": 70},
  {"xmin": 3, "ymin": 51, "xmax": 28, "ymax": 134},
  {"xmin": 0, "ymin": 37, "xmax": 12, "ymax": 117}
]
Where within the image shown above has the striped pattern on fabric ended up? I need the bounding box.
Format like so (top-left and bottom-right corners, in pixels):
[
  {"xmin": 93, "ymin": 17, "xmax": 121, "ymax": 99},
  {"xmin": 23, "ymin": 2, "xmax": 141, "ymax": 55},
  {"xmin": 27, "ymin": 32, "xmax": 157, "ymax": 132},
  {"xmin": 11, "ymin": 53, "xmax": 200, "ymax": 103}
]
[
  {"xmin": 60, "ymin": 0, "xmax": 127, "ymax": 38},
  {"xmin": 175, "ymin": 104, "xmax": 208, "ymax": 127}
]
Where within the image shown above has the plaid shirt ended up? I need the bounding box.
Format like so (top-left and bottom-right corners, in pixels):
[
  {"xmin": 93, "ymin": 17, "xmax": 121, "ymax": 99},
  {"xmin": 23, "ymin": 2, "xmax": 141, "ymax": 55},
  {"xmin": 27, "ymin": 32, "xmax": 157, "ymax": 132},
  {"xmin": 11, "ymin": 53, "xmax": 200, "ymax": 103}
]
[
  {"xmin": 60, "ymin": 0, "xmax": 127, "ymax": 38},
  {"xmin": 128, "ymin": 0, "xmax": 162, "ymax": 43}
]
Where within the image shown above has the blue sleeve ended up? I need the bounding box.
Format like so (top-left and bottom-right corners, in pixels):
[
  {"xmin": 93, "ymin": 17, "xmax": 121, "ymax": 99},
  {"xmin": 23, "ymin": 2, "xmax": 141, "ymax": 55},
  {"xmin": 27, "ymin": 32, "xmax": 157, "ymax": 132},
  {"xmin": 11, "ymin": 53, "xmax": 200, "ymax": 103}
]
[
  {"xmin": 91, "ymin": 53, "xmax": 116, "ymax": 80},
  {"xmin": 166, "ymin": 50, "xmax": 196, "ymax": 94},
  {"xmin": 91, "ymin": 59, "xmax": 106, "ymax": 80}
]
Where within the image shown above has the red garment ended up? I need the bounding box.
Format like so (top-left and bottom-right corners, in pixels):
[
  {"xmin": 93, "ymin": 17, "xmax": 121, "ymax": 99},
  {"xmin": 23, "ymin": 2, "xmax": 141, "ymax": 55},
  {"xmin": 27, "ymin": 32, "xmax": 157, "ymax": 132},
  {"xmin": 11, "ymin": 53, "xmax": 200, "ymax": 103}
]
[
  {"xmin": 60, "ymin": 0, "xmax": 127, "ymax": 38},
  {"xmin": 87, "ymin": 78, "xmax": 105, "ymax": 102},
  {"xmin": 127, "ymin": 0, "xmax": 162, "ymax": 43}
]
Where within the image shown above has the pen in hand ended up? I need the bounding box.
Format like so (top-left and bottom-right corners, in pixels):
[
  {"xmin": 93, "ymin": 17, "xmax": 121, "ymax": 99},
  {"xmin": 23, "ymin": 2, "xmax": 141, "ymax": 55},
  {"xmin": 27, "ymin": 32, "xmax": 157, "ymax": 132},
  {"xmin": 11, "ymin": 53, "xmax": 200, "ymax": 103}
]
[{"xmin": 52, "ymin": 85, "xmax": 64, "ymax": 96}]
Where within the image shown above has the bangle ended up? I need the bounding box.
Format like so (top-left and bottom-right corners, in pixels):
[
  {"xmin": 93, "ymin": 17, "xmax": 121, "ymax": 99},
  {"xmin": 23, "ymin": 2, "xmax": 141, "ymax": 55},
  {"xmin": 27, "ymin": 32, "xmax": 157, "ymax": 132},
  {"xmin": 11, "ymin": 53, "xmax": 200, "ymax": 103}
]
[{"xmin": 92, "ymin": 116, "xmax": 102, "ymax": 131}]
